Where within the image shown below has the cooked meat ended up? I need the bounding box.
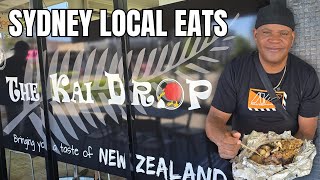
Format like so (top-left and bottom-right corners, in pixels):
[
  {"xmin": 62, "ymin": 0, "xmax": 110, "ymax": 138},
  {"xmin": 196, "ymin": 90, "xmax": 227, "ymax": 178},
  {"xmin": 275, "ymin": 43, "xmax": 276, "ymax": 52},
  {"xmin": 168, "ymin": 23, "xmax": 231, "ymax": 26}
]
[{"xmin": 249, "ymin": 139, "xmax": 303, "ymax": 165}]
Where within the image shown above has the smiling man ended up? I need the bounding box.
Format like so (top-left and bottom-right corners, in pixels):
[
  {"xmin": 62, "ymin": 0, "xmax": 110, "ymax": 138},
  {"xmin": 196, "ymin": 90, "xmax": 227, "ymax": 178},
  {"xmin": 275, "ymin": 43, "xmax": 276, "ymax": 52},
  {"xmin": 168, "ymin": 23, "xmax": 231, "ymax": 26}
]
[{"xmin": 205, "ymin": 3, "xmax": 320, "ymax": 165}]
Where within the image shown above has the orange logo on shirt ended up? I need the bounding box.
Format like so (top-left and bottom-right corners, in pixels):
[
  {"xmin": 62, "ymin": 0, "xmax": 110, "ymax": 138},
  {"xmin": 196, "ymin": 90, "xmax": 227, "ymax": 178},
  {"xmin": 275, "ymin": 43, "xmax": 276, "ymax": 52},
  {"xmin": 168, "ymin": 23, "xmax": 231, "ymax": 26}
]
[{"xmin": 248, "ymin": 88, "xmax": 287, "ymax": 111}]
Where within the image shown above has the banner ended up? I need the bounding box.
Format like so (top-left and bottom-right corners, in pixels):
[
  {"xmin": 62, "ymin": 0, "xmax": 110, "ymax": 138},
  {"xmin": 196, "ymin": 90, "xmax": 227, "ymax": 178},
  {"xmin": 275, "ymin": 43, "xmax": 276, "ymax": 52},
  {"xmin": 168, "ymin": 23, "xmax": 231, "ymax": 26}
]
[{"xmin": 1, "ymin": 0, "xmax": 319, "ymax": 179}]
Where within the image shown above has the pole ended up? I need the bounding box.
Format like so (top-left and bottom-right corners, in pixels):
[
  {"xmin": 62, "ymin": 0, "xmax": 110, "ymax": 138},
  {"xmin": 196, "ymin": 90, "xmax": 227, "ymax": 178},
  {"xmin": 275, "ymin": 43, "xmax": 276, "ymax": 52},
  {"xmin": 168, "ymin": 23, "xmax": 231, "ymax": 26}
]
[
  {"xmin": 112, "ymin": 0, "xmax": 136, "ymax": 179},
  {"xmin": 0, "ymin": 111, "xmax": 8, "ymax": 180},
  {"xmin": 31, "ymin": 0, "xmax": 59, "ymax": 179}
]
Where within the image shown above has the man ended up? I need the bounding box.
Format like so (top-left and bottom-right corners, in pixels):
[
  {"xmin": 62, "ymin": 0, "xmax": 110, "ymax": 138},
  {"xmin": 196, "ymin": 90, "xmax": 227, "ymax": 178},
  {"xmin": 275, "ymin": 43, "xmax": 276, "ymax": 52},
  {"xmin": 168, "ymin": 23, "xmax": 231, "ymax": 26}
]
[
  {"xmin": 0, "ymin": 41, "xmax": 29, "ymax": 119},
  {"xmin": 205, "ymin": 3, "xmax": 320, "ymax": 162}
]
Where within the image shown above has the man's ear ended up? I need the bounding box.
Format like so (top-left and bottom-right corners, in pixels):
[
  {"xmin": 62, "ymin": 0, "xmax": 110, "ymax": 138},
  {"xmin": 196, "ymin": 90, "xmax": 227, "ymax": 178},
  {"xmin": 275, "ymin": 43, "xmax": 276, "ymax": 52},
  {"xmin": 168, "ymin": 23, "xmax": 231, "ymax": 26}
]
[{"xmin": 253, "ymin": 29, "xmax": 258, "ymax": 41}]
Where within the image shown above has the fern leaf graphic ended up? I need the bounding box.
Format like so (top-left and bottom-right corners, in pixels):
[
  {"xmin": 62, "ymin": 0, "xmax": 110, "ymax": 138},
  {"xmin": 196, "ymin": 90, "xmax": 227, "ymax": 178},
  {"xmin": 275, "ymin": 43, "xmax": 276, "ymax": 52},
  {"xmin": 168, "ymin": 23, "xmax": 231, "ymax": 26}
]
[
  {"xmin": 185, "ymin": 63, "xmax": 210, "ymax": 74},
  {"xmin": 50, "ymin": 102, "xmax": 79, "ymax": 140},
  {"xmin": 134, "ymin": 14, "xmax": 239, "ymax": 81},
  {"xmin": 82, "ymin": 49, "xmax": 96, "ymax": 83},
  {"xmin": 3, "ymin": 13, "xmax": 240, "ymax": 151},
  {"xmin": 133, "ymin": 48, "xmax": 145, "ymax": 77},
  {"xmin": 48, "ymin": 111, "xmax": 70, "ymax": 146},
  {"xmin": 92, "ymin": 49, "xmax": 108, "ymax": 89},
  {"xmin": 3, "ymin": 101, "xmax": 40, "ymax": 134},
  {"xmin": 71, "ymin": 51, "xmax": 84, "ymax": 82},
  {"xmin": 153, "ymin": 44, "xmax": 169, "ymax": 76},
  {"xmin": 174, "ymin": 70, "xmax": 195, "ymax": 80},
  {"xmin": 60, "ymin": 51, "xmax": 71, "ymax": 74},
  {"xmin": 142, "ymin": 48, "xmax": 157, "ymax": 77}
]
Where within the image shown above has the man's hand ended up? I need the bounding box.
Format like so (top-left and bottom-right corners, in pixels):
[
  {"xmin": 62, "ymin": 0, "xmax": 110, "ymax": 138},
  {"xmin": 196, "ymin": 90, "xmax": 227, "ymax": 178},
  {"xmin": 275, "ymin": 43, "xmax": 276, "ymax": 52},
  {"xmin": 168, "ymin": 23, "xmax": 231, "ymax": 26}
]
[
  {"xmin": 217, "ymin": 131, "xmax": 241, "ymax": 159},
  {"xmin": 205, "ymin": 107, "xmax": 241, "ymax": 159}
]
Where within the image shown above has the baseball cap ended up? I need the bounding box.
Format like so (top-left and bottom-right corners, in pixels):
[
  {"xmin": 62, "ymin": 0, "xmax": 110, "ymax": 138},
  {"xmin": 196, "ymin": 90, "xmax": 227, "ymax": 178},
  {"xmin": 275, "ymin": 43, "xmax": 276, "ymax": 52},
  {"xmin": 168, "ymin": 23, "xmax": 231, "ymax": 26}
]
[
  {"xmin": 255, "ymin": 4, "xmax": 295, "ymax": 30},
  {"xmin": 11, "ymin": 41, "xmax": 30, "ymax": 51}
]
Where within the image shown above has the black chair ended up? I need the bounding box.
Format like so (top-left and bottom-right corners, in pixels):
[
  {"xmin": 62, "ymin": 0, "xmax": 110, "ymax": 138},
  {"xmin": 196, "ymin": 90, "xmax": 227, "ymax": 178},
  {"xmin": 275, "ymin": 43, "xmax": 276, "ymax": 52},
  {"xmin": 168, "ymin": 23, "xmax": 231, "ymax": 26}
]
[
  {"xmin": 133, "ymin": 117, "xmax": 173, "ymax": 158},
  {"xmin": 171, "ymin": 112, "xmax": 208, "ymax": 162}
]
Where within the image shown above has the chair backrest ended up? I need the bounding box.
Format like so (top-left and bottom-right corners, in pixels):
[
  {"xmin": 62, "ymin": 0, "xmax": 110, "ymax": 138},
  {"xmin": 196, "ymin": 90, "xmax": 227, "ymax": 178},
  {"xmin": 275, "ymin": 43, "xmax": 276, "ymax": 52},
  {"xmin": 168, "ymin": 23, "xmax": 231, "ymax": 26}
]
[
  {"xmin": 133, "ymin": 117, "xmax": 163, "ymax": 144},
  {"xmin": 133, "ymin": 117, "xmax": 160, "ymax": 133}
]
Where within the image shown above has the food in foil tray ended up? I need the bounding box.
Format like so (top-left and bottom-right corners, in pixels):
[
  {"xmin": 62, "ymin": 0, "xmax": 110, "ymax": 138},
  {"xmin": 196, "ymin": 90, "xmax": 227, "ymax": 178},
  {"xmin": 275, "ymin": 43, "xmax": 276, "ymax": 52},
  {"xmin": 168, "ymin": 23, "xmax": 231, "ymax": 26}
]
[
  {"xmin": 249, "ymin": 139, "xmax": 303, "ymax": 165},
  {"xmin": 232, "ymin": 131, "xmax": 316, "ymax": 180}
]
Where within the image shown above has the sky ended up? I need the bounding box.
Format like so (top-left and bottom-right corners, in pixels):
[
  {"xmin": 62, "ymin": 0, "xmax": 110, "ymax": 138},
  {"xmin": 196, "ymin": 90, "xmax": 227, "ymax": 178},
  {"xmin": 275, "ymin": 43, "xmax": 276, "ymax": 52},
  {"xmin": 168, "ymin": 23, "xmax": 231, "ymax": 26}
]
[{"xmin": 227, "ymin": 15, "xmax": 257, "ymax": 46}]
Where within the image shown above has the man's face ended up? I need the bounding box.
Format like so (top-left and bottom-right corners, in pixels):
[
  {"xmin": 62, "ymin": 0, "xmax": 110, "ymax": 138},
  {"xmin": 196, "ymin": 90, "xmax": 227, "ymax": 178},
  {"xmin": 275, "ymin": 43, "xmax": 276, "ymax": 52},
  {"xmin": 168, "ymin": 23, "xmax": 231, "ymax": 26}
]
[{"xmin": 254, "ymin": 24, "xmax": 295, "ymax": 64}]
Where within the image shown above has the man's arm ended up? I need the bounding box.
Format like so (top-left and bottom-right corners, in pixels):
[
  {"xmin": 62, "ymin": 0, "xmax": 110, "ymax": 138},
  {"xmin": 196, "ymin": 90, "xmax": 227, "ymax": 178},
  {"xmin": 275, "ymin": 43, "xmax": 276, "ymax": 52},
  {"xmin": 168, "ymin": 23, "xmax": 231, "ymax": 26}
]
[
  {"xmin": 294, "ymin": 115, "xmax": 318, "ymax": 140},
  {"xmin": 205, "ymin": 106, "xmax": 241, "ymax": 159},
  {"xmin": 206, "ymin": 106, "xmax": 231, "ymax": 143}
]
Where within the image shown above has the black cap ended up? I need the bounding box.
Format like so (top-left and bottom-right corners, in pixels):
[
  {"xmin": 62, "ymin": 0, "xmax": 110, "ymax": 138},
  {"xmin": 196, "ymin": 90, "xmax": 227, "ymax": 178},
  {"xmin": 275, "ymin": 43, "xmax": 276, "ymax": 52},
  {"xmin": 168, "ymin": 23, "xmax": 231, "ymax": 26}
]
[
  {"xmin": 11, "ymin": 41, "xmax": 30, "ymax": 51},
  {"xmin": 255, "ymin": 4, "xmax": 295, "ymax": 30}
]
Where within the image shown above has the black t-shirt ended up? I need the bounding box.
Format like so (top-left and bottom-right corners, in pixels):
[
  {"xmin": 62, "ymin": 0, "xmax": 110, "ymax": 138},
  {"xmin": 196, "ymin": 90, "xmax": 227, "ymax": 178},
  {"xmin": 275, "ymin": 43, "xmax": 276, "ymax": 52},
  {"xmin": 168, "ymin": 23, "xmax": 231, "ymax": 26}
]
[{"xmin": 212, "ymin": 51, "xmax": 320, "ymax": 135}]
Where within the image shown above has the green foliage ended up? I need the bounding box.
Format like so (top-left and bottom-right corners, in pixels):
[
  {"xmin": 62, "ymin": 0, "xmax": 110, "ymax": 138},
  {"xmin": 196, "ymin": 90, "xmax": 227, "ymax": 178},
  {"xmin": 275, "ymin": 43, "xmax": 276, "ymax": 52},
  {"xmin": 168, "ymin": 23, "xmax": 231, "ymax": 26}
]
[{"xmin": 229, "ymin": 36, "xmax": 253, "ymax": 61}]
